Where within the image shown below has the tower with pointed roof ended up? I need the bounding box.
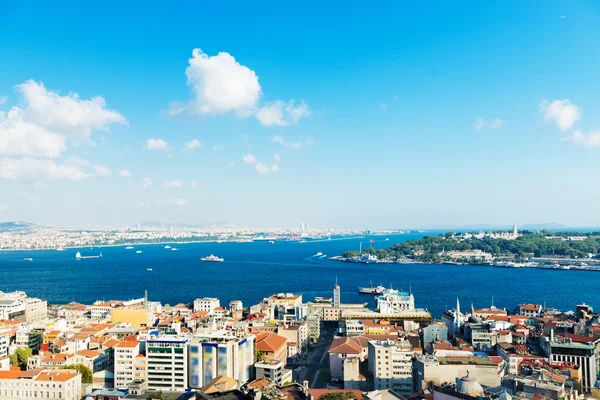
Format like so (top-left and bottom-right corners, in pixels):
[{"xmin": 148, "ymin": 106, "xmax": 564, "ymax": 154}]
[{"xmin": 333, "ymin": 277, "xmax": 340, "ymax": 307}]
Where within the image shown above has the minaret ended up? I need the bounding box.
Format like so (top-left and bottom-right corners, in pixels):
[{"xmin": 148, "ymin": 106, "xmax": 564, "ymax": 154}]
[
  {"xmin": 333, "ymin": 277, "xmax": 340, "ymax": 307},
  {"xmin": 454, "ymin": 297, "xmax": 461, "ymax": 333}
]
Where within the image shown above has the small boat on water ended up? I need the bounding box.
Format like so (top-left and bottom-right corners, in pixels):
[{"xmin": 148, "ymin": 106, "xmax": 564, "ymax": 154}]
[
  {"xmin": 136, "ymin": 250, "xmax": 143, "ymax": 254},
  {"xmin": 56, "ymin": 246, "xmax": 65, "ymax": 251},
  {"xmin": 201, "ymin": 254, "xmax": 224, "ymax": 262},
  {"xmin": 164, "ymin": 245, "xmax": 172, "ymax": 249},
  {"xmin": 147, "ymin": 268, "xmax": 153, "ymax": 272},
  {"xmin": 358, "ymin": 280, "xmax": 386, "ymax": 294},
  {"xmin": 125, "ymin": 246, "xmax": 134, "ymax": 250},
  {"xmin": 269, "ymin": 240, "xmax": 275, "ymax": 244},
  {"xmin": 171, "ymin": 248, "xmax": 179, "ymax": 251},
  {"xmin": 315, "ymin": 252, "xmax": 323, "ymax": 256},
  {"xmin": 76, "ymin": 251, "xmax": 102, "ymax": 260},
  {"xmin": 24, "ymin": 258, "xmax": 33, "ymax": 262},
  {"xmin": 385, "ymin": 238, "xmax": 390, "ymax": 241}
]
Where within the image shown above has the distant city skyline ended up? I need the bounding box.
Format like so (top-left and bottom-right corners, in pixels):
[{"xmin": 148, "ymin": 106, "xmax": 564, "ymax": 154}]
[{"xmin": 2, "ymin": 2, "xmax": 600, "ymax": 228}]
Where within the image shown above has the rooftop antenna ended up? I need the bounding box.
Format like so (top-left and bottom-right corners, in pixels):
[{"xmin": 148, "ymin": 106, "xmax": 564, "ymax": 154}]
[
  {"xmin": 409, "ymin": 283, "xmax": 412, "ymax": 295},
  {"xmin": 491, "ymin": 296, "xmax": 494, "ymax": 307}
]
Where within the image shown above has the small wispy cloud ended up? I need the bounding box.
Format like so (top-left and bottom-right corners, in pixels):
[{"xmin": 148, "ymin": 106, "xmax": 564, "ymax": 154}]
[
  {"xmin": 161, "ymin": 180, "xmax": 184, "ymax": 188},
  {"xmin": 271, "ymin": 135, "xmax": 314, "ymax": 150},
  {"xmin": 183, "ymin": 139, "xmax": 202, "ymax": 151},
  {"xmin": 157, "ymin": 198, "xmax": 187, "ymax": 207},
  {"xmin": 474, "ymin": 117, "xmax": 505, "ymax": 131},
  {"xmin": 242, "ymin": 154, "xmax": 280, "ymax": 175},
  {"xmin": 256, "ymin": 100, "xmax": 310, "ymax": 127},
  {"xmin": 564, "ymin": 129, "xmax": 600, "ymax": 148},
  {"xmin": 0, "ymin": 96, "xmax": 7, "ymax": 105},
  {"xmin": 142, "ymin": 178, "xmax": 152, "ymax": 189},
  {"xmin": 540, "ymin": 99, "xmax": 580, "ymax": 131},
  {"xmin": 126, "ymin": 201, "xmax": 151, "ymax": 209},
  {"xmin": 93, "ymin": 165, "xmax": 112, "ymax": 177},
  {"xmin": 380, "ymin": 104, "xmax": 388, "ymax": 111},
  {"xmin": 118, "ymin": 169, "xmax": 131, "ymax": 177},
  {"xmin": 146, "ymin": 138, "xmax": 170, "ymax": 151}
]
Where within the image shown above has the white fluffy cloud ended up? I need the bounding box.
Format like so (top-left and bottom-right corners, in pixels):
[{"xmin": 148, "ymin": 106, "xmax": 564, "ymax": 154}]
[
  {"xmin": 15, "ymin": 80, "xmax": 126, "ymax": 138},
  {"xmin": 161, "ymin": 180, "xmax": 184, "ymax": 188},
  {"xmin": 93, "ymin": 165, "xmax": 112, "ymax": 177},
  {"xmin": 242, "ymin": 153, "xmax": 279, "ymax": 175},
  {"xmin": 271, "ymin": 135, "xmax": 314, "ymax": 149},
  {"xmin": 157, "ymin": 198, "xmax": 187, "ymax": 207},
  {"xmin": 0, "ymin": 80, "xmax": 126, "ymax": 182},
  {"xmin": 118, "ymin": 169, "xmax": 131, "ymax": 177},
  {"xmin": 171, "ymin": 49, "xmax": 310, "ymax": 126},
  {"xmin": 566, "ymin": 130, "xmax": 600, "ymax": 148},
  {"xmin": 142, "ymin": 178, "xmax": 153, "ymax": 189},
  {"xmin": 0, "ymin": 108, "xmax": 66, "ymax": 158},
  {"xmin": 243, "ymin": 154, "xmax": 257, "ymax": 164},
  {"xmin": 146, "ymin": 138, "xmax": 169, "ymax": 151},
  {"xmin": 256, "ymin": 100, "xmax": 311, "ymax": 127},
  {"xmin": 0, "ymin": 157, "xmax": 89, "ymax": 181},
  {"xmin": 540, "ymin": 99, "xmax": 580, "ymax": 131},
  {"xmin": 183, "ymin": 139, "xmax": 202, "ymax": 151},
  {"xmin": 474, "ymin": 117, "xmax": 504, "ymax": 131},
  {"xmin": 173, "ymin": 48, "xmax": 261, "ymax": 116},
  {"xmin": 256, "ymin": 101, "xmax": 288, "ymax": 126}
]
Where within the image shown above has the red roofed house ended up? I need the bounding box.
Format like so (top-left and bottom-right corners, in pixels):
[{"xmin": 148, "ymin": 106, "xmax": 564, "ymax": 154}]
[
  {"xmin": 328, "ymin": 337, "xmax": 363, "ymax": 377},
  {"xmin": 256, "ymin": 333, "xmax": 288, "ymax": 363},
  {"xmin": 518, "ymin": 304, "xmax": 543, "ymax": 317}
]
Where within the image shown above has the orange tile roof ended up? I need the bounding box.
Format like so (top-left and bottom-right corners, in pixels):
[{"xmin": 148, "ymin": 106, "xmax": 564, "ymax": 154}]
[
  {"xmin": 41, "ymin": 354, "xmax": 74, "ymax": 363},
  {"xmin": 36, "ymin": 370, "xmax": 79, "ymax": 382},
  {"xmin": 329, "ymin": 337, "xmax": 362, "ymax": 354},
  {"xmin": 115, "ymin": 340, "xmax": 139, "ymax": 348},
  {"xmin": 77, "ymin": 349, "xmax": 101, "ymax": 358},
  {"xmin": 256, "ymin": 333, "xmax": 288, "ymax": 352},
  {"xmin": 0, "ymin": 370, "xmax": 24, "ymax": 379}
]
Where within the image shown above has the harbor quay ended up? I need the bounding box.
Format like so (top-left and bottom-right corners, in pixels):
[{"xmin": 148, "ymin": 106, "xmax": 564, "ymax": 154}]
[{"xmin": 0, "ymin": 281, "xmax": 598, "ymax": 400}]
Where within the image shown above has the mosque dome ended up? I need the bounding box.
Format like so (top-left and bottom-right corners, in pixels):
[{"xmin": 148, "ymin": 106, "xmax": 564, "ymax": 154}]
[
  {"xmin": 456, "ymin": 371, "xmax": 484, "ymax": 396},
  {"xmin": 468, "ymin": 315, "xmax": 482, "ymax": 324}
]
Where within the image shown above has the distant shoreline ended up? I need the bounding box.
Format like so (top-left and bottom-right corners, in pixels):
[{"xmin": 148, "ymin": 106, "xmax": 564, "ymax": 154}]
[{"xmin": 0, "ymin": 239, "xmax": 251, "ymax": 252}]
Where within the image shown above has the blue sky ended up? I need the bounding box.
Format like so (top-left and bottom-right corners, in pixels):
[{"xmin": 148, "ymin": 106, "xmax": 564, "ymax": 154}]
[{"xmin": 1, "ymin": 1, "xmax": 599, "ymax": 228}]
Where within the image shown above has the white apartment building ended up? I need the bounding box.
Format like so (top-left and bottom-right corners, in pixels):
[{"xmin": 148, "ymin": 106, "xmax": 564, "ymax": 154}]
[
  {"xmin": 377, "ymin": 290, "xmax": 415, "ymax": 314},
  {"xmin": 146, "ymin": 337, "xmax": 189, "ymax": 391},
  {"xmin": 114, "ymin": 341, "xmax": 140, "ymax": 389},
  {"xmin": 0, "ymin": 328, "xmax": 9, "ymax": 357},
  {"xmin": 25, "ymin": 298, "xmax": 47, "ymax": 324},
  {"xmin": 0, "ymin": 299, "xmax": 25, "ymax": 321},
  {"xmin": 368, "ymin": 339, "xmax": 414, "ymax": 395},
  {"xmin": 189, "ymin": 332, "xmax": 255, "ymax": 389},
  {"xmin": 193, "ymin": 298, "xmax": 220, "ymax": 315},
  {"xmin": 91, "ymin": 301, "xmax": 113, "ymax": 321},
  {"xmin": 0, "ymin": 369, "xmax": 82, "ymax": 400},
  {"xmin": 255, "ymin": 360, "xmax": 292, "ymax": 386},
  {"xmin": 518, "ymin": 304, "xmax": 543, "ymax": 317},
  {"xmin": 229, "ymin": 300, "xmax": 243, "ymax": 312}
]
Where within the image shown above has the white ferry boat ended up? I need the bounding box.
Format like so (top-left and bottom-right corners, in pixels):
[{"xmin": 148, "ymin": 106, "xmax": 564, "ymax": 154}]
[
  {"xmin": 76, "ymin": 251, "xmax": 102, "ymax": 259},
  {"xmin": 201, "ymin": 254, "xmax": 224, "ymax": 262}
]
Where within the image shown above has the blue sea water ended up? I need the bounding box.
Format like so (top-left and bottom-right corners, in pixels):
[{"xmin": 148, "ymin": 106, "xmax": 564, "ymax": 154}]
[{"xmin": 0, "ymin": 232, "xmax": 598, "ymax": 318}]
